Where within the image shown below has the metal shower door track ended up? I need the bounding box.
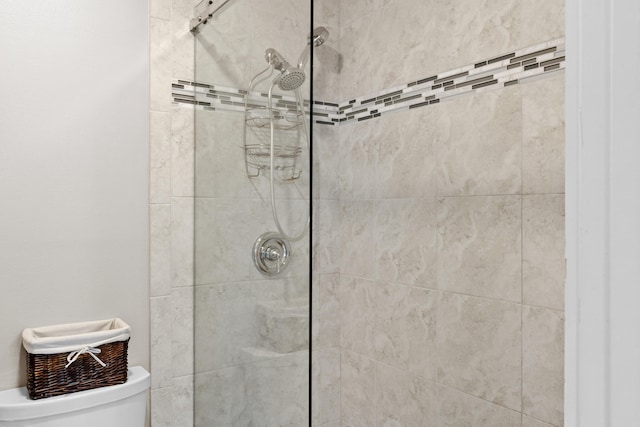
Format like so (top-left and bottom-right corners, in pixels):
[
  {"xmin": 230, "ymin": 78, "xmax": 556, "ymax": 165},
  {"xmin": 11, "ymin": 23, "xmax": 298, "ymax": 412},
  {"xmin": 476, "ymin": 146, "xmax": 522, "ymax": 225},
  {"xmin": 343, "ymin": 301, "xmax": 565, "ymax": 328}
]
[{"xmin": 190, "ymin": 0, "xmax": 233, "ymax": 32}]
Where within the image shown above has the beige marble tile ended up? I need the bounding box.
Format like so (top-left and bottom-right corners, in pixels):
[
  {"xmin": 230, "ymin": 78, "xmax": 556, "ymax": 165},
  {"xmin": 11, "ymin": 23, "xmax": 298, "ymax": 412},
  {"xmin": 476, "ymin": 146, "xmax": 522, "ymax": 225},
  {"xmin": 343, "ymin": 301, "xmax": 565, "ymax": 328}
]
[
  {"xmin": 340, "ymin": 0, "xmax": 383, "ymax": 27},
  {"xmin": 521, "ymin": 0, "xmax": 565, "ymax": 46},
  {"xmin": 313, "ymin": 199, "xmax": 342, "ymax": 275},
  {"xmin": 438, "ymin": 385, "xmax": 522, "ymax": 427},
  {"xmin": 339, "ymin": 120, "xmax": 377, "ymax": 200},
  {"xmin": 373, "ymin": 108, "xmax": 437, "ymax": 199},
  {"xmin": 171, "ymin": 197, "xmax": 194, "ymax": 288},
  {"xmin": 435, "ymin": 86, "xmax": 522, "ymax": 196},
  {"xmin": 340, "ymin": 276, "xmax": 375, "ymax": 358},
  {"xmin": 341, "ymin": 350, "xmax": 376, "ymax": 427},
  {"xmin": 340, "ymin": 200, "xmax": 375, "ymax": 279},
  {"xmin": 150, "ymin": 204, "xmax": 171, "ymax": 297},
  {"xmin": 437, "ymin": 293, "xmax": 522, "ymax": 410},
  {"xmin": 430, "ymin": 0, "xmax": 523, "ymax": 73},
  {"xmin": 150, "ymin": 111, "xmax": 171, "ymax": 203},
  {"xmin": 171, "ymin": 0, "xmax": 195, "ymax": 80},
  {"xmin": 171, "ymin": 105, "xmax": 194, "ymax": 198},
  {"xmin": 172, "ymin": 375, "xmax": 194, "ymax": 427},
  {"xmin": 193, "ymin": 1, "xmax": 253, "ymax": 88},
  {"xmin": 150, "ymin": 18, "xmax": 173, "ymax": 112},
  {"xmin": 437, "ymin": 195, "xmax": 522, "ymax": 302},
  {"xmin": 339, "ymin": 16, "xmax": 376, "ymax": 102},
  {"xmin": 312, "ymin": 274, "xmax": 340, "ymax": 349},
  {"xmin": 312, "ymin": 348, "xmax": 341, "ymax": 426},
  {"xmin": 150, "ymin": 296, "xmax": 173, "ymax": 390},
  {"xmin": 375, "ymin": 362, "xmax": 438, "ymax": 427},
  {"xmin": 151, "ymin": 387, "xmax": 174, "ymax": 427},
  {"xmin": 194, "ymin": 367, "xmax": 250, "ymax": 426},
  {"xmin": 374, "ymin": 282, "xmax": 437, "ymax": 379},
  {"xmin": 195, "ymin": 279, "xmax": 306, "ymax": 372},
  {"xmin": 171, "ymin": 286, "xmax": 194, "ymax": 378},
  {"xmin": 195, "ymin": 110, "xmax": 258, "ymax": 199},
  {"xmin": 375, "ymin": 198, "xmax": 437, "ymax": 287},
  {"xmin": 523, "ymin": 195, "xmax": 565, "ymax": 310},
  {"xmin": 522, "ymin": 74, "xmax": 565, "ymax": 194},
  {"xmin": 369, "ymin": 1, "xmax": 438, "ymax": 89},
  {"xmin": 194, "ymin": 197, "xmax": 269, "ymax": 285},
  {"xmin": 523, "ymin": 306, "xmax": 564, "ymax": 426},
  {"xmin": 246, "ymin": 351, "xmax": 309, "ymax": 426},
  {"xmin": 522, "ymin": 415, "xmax": 557, "ymax": 427},
  {"xmin": 150, "ymin": 0, "xmax": 171, "ymax": 20},
  {"xmin": 313, "ymin": 124, "xmax": 341, "ymax": 201}
]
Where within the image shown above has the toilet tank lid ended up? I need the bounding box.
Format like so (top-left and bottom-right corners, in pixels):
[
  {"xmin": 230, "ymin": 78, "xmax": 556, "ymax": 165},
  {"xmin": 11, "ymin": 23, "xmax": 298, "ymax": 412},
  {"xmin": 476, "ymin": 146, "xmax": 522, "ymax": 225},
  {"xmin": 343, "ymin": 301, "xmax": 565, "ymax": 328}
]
[{"xmin": 0, "ymin": 366, "xmax": 150, "ymax": 422}]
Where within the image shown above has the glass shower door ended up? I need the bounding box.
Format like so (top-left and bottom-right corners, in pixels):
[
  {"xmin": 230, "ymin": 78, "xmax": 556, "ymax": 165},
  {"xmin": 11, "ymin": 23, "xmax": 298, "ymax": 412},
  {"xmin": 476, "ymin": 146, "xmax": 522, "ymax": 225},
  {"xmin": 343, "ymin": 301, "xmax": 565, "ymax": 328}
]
[{"xmin": 192, "ymin": 1, "xmax": 311, "ymax": 425}]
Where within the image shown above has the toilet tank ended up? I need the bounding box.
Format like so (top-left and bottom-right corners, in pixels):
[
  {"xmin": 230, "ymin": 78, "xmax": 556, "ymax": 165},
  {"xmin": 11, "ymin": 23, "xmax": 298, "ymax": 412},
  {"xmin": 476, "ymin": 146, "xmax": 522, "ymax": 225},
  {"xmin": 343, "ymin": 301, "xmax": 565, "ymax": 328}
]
[{"xmin": 0, "ymin": 366, "xmax": 150, "ymax": 427}]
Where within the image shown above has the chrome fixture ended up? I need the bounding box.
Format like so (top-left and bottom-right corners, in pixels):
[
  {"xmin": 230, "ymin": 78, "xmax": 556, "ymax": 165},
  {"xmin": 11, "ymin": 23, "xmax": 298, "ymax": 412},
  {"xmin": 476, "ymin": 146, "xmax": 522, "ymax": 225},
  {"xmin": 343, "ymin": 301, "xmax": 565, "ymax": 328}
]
[
  {"xmin": 253, "ymin": 232, "xmax": 292, "ymax": 276},
  {"xmin": 265, "ymin": 48, "xmax": 307, "ymax": 91},
  {"xmin": 296, "ymin": 26, "xmax": 330, "ymax": 68}
]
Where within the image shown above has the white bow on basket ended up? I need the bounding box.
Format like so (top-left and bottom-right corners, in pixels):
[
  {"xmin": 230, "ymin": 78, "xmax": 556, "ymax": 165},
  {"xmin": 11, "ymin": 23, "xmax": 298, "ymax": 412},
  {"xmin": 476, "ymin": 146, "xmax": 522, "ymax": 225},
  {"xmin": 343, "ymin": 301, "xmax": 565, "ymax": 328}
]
[{"xmin": 65, "ymin": 346, "xmax": 107, "ymax": 369}]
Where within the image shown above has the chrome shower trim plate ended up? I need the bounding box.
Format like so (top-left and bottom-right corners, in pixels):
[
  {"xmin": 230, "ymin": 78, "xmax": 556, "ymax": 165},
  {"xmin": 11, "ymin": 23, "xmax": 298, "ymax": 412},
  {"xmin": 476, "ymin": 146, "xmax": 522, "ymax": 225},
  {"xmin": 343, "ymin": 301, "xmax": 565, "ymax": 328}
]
[{"xmin": 253, "ymin": 232, "xmax": 292, "ymax": 276}]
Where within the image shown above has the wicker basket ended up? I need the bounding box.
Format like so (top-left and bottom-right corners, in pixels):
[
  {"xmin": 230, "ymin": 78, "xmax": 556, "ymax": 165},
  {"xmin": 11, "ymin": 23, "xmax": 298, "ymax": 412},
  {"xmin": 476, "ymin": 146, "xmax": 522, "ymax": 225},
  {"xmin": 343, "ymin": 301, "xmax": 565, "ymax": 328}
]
[{"xmin": 22, "ymin": 318, "xmax": 130, "ymax": 400}]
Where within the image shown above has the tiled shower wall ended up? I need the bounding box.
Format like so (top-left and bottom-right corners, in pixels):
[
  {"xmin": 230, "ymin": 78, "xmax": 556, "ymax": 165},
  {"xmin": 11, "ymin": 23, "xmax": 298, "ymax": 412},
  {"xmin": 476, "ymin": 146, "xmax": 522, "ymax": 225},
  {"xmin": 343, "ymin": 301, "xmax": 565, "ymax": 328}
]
[
  {"xmin": 320, "ymin": 0, "xmax": 565, "ymax": 426},
  {"xmin": 149, "ymin": 0, "xmax": 196, "ymax": 425},
  {"xmin": 149, "ymin": 0, "xmax": 565, "ymax": 426}
]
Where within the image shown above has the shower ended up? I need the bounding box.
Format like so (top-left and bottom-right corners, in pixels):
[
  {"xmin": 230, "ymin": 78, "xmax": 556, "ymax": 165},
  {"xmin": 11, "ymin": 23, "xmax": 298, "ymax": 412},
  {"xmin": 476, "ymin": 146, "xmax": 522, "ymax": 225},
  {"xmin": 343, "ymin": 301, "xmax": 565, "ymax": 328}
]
[
  {"xmin": 246, "ymin": 27, "xmax": 330, "ymax": 276},
  {"xmin": 265, "ymin": 26, "xmax": 330, "ymax": 91}
]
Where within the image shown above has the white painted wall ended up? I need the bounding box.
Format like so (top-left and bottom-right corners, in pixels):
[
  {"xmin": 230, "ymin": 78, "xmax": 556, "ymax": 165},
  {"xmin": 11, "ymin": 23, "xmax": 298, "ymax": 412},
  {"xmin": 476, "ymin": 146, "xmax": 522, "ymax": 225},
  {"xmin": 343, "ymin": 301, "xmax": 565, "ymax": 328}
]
[
  {"xmin": 566, "ymin": 0, "xmax": 640, "ymax": 425},
  {"xmin": 0, "ymin": 1, "xmax": 149, "ymax": 390}
]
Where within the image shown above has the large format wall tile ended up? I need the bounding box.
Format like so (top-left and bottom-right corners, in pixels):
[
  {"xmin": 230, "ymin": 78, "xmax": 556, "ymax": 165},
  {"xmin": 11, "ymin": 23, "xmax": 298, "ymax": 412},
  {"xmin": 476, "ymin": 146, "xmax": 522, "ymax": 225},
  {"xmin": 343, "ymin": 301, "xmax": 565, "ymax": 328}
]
[
  {"xmin": 312, "ymin": 348, "xmax": 341, "ymax": 426},
  {"xmin": 437, "ymin": 195, "xmax": 522, "ymax": 302},
  {"xmin": 369, "ymin": 0, "xmax": 435, "ymax": 90},
  {"xmin": 171, "ymin": 197, "xmax": 194, "ymax": 288},
  {"xmin": 437, "ymin": 293, "xmax": 522, "ymax": 410},
  {"xmin": 171, "ymin": 286, "xmax": 194, "ymax": 378},
  {"xmin": 340, "ymin": 200, "xmax": 375, "ymax": 279},
  {"xmin": 151, "ymin": 296, "xmax": 173, "ymax": 389},
  {"xmin": 339, "ymin": 121, "xmax": 377, "ymax": 200},
  {"xmin": 375, "ymin": 199, "xmax": 437, "ymax": 287},
  {"xmin": 195, "ymin": 279, "xmax": 306, "ymax": 372},
  {"xmin": 171, "ymin": 104, "xmax": 194, "ymax": 198},
  {"xmin": 374, "ymin": 282, "xmax": 437, "ymax": 379},
  {"xmin": 150, "ymin": 204, "xmax": 171, "ymax": 297},
  {"xmin": 194, "ymin": 367, "xmax": 250, "ymax": 426},
  {"xmin": 312, "ymin": 274, "xmax": 340, "ymax": 349},
  {"xmin": 150, "ymin": 17, "xmax": 173, "ymax": 112},
  {"xmin": 195, "ymin": 110, "xmax": 257, "ymax": 199},
  {"xmin": 523, "ymin": 306, "xmax": 564, "ymax": 426},
  {"xmin": 313, "ymin": 124, "xmax": 341, "ymax": 200},
  {"xmin": 523, "ymin": 195, "xmax": 565, "ymax": 310},
  {"xmin": 522, "ymin": 74, "xmax": 565, "ymax": 194},
  {"xmin": 373, "ymin": 108, "xmax": 437, "ymax": 199},
  {"xmin": 375, "ymin": 361, "xmax": 438, "ymax": 427},
  {"xmin": 341, "ymin": 350, "xmax": 376, "ymax": 427},
  {"xmin": 435, "ymin": 87, "xmax": 522, "ymax": 196},
  {"xmin": 521, "ymin": 0, "xmax": 565, "ymax": 47},
  {"xmin": 150, "ymin": 111, "xmax": 171, "ymax": 203},
  {"xmin": 340, "ymin": 276, "xmax": 375, "ymax": 358},
  {"xmin": 438, "ymin": 385, "xmax": 522, "ymax": 427},
  {"xmin": 430, "ymin": 0, "xmax": 522, "ymax": 75},
  {"xmin": 171, "ymin": 375, "xmax": 194, "ymax": 427},
  {"xmin": 246, "ymin": 351, "xmax": 309, "ymax": 426},
  {"xmin": 313, "ymin": 199, "xmax": 342, "ymax": 275}
]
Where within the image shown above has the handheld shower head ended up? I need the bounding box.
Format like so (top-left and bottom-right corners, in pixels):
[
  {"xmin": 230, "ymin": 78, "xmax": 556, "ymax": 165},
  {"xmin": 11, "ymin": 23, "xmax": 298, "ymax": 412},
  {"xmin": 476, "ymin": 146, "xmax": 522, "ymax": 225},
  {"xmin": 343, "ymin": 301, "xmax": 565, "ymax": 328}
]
[
  {"xmin": 265, "ymin": 48, "xmax": 306, "ymax": 91},
  {"xmin": 296, "ymin": 27, "xmax": 330, "ymax": 69}
]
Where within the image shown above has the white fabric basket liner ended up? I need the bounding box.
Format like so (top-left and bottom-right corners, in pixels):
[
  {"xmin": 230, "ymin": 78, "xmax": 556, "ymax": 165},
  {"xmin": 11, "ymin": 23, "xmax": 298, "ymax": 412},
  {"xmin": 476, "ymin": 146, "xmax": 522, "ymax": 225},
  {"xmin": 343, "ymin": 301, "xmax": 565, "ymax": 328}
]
[{"xmin": 22, "ymin": 318, "xmax": 130, "ymax": 355}]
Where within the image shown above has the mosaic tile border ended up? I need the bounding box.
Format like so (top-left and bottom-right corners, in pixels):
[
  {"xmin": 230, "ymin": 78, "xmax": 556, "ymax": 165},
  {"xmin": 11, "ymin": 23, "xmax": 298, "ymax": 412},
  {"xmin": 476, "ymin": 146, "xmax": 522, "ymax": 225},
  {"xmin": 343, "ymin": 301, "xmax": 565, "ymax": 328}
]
[{"xmin": 172, "ymin": 38, "xmax": 565, "ymax": 126}]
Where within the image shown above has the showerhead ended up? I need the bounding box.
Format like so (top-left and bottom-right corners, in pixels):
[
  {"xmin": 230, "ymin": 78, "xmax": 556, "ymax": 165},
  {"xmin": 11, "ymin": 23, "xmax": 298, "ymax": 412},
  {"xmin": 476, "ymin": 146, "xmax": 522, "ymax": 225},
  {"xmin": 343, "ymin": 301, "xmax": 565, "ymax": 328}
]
[
  {"xmin": 296, "ymin": 26, "xmax": 330, "ymax": 69},
  {"xmin": 265, "ymin": 48, "xmax": 307, "ymax": 91}
]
